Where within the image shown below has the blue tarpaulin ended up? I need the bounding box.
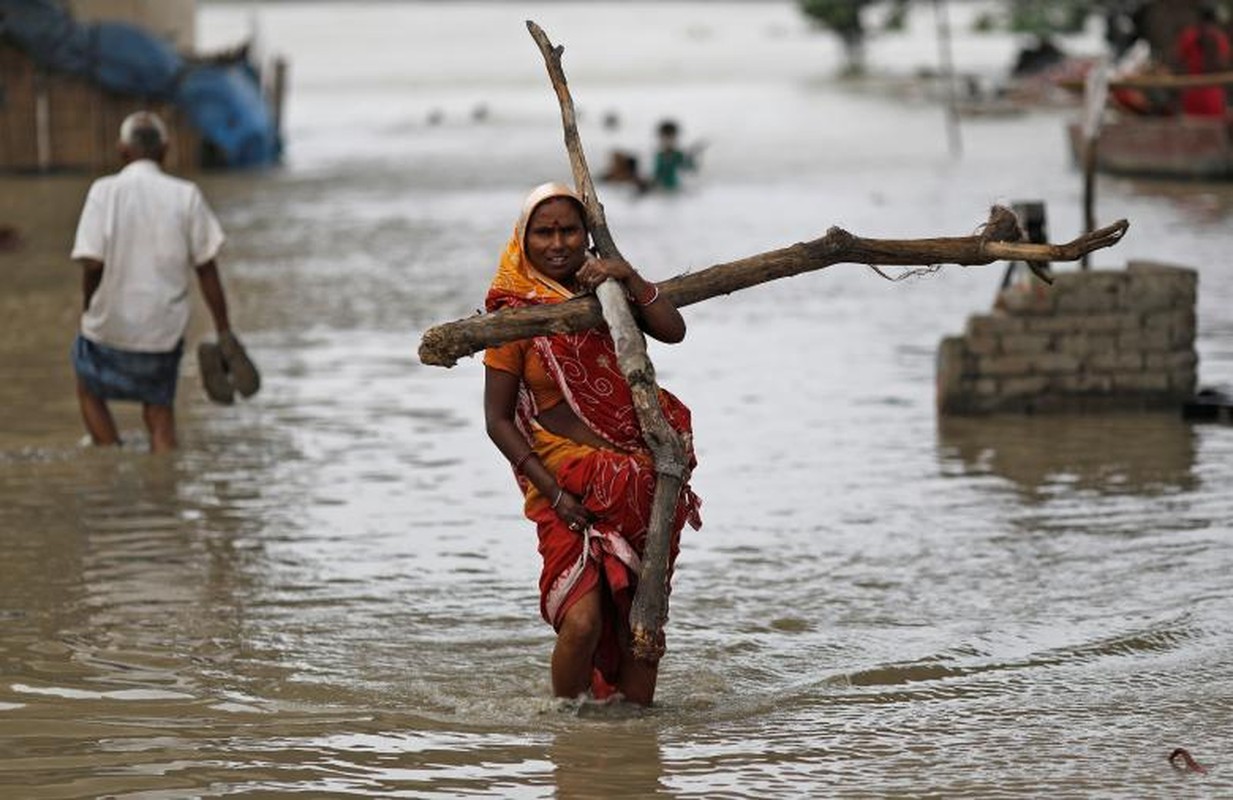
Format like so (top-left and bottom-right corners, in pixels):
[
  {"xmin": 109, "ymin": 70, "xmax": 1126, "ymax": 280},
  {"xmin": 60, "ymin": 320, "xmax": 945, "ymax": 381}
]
[
  {"xmin": 177, "ymin": 62, "xmax": 281, "ymax": 168},
  {"xmin": 0, "ymin": 0, "xmax": 281, "ymax": 168},
  {"xmin": 90, "ymin": 21, "xmax": 182, "ymax": 97}
]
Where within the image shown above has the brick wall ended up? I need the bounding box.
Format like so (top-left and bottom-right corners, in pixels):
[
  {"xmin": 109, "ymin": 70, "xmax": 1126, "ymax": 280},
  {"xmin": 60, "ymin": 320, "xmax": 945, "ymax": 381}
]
[{"xmin": 937, "ymin": 261, "xmax": 1198, "ymax": 414}]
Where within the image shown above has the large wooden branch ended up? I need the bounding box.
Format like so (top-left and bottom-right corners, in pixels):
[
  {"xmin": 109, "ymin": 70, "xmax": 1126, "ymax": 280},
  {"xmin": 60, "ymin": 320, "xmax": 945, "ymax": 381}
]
[
  {"xmin": 417, "ymin": 212, "xmax": 1129, "ymax": 367},
  {"xmin": 527, "ymin": 20, "xmax": 686, "ymax": 663}
]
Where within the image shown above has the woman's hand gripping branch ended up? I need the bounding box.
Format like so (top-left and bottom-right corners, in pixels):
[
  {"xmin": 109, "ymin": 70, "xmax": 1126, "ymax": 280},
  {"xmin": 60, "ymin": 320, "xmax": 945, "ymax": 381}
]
[{"xmin": 576, "ymin": 256, "xmax": 686, "ymax": 344}]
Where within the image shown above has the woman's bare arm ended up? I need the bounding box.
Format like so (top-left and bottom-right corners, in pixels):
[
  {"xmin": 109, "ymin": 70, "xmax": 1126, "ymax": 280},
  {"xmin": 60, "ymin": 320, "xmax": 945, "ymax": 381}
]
[{"xmin": 484, "ymin": 366, "xmax": 592, "ymax": 527}]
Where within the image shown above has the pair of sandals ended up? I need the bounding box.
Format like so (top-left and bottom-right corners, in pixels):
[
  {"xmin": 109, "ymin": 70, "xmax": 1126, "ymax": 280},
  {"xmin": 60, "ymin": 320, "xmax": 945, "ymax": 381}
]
[{"xmin": 198, "ymin": 332, "xmax": 261, "ymax": 404}]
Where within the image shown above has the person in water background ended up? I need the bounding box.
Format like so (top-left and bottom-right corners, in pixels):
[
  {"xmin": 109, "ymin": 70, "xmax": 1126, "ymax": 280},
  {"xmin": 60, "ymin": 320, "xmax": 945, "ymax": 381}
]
[{"xmin": 651, "ymin": 118, "xmax": 705, "ymax": 191}]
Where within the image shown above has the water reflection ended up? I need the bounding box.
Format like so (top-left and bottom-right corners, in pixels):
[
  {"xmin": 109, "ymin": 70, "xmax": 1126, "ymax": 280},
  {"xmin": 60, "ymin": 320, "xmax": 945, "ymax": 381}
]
[
  {"xmin": 551, "ymin": 721, "xmax": 665, "ymax": 799},
  {"xmin": 0, "ymin": 445, "xmax": 277, "ymax": 707},
  {"xmin": 936, "ymin": 413, "xmax": 1198, "ymax": 499}
]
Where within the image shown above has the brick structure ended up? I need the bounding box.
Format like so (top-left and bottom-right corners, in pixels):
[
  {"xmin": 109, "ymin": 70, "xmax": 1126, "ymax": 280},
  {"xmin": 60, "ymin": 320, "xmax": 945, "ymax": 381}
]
[{"xmin": 937, "ymin": 261, "xmax": 1198, "ymax": 414}]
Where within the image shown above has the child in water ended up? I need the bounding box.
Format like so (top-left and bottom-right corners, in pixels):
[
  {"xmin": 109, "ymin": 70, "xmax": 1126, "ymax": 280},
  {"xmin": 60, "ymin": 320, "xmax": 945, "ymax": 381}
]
[{"xmin": 651, "ymin": 119, "xmax": 704, "ymax": 191}]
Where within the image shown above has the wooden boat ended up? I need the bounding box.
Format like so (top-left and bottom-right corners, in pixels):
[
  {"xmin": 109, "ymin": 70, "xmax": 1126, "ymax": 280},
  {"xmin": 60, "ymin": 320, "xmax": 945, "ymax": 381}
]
[
  {"xmin": 1064, "ymin": 68, "xmax": 1233, "ymax": 182},
  {"xmin": 1067, "ymin": 114, "xmax": 1233, "ymax": 180}
]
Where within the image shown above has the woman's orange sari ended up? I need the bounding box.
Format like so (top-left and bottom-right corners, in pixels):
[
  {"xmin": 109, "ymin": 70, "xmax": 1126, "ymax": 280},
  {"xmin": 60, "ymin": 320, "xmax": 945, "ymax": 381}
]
[{"xmin": 484, "ymin": 226, "xmax": 702, "ymax": 695}]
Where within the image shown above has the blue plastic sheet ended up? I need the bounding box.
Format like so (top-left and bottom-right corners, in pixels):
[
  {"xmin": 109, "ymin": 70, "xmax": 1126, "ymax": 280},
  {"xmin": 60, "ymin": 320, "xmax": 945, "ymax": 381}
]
[
  {"xmin": 177, "ymin": 63, "xmax": 282, "ymax": 168},
  {"xmin": 89, "ymin": 20, "xmax": 182, "ymax": 97},
  {"xmin": 1, "ymin": 1, "xmax": 179, "ymax": 96}
]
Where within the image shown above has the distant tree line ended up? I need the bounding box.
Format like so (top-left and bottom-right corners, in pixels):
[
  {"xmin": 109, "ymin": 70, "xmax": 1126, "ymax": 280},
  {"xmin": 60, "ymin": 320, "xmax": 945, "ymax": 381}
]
[{"xmin": 799, "ymin": 0, "xmax": 1233, "ymax": 74}]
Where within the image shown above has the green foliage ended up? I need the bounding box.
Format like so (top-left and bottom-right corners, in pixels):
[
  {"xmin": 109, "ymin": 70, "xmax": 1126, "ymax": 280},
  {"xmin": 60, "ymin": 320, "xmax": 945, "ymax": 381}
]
[
  {"xmin": 798, "ymin": 0, "xmax": 871, "ymax": 42},
  {"xmin": 972, "ymin": 11, "xmax": 999, "ymax": 33},
  {"xmin": 883, "ymin": 0, "xmax": 911, "ymax": 31},
  {"xmin": 1007, "ymin": 0, "xmax": 1092, "ymax": 37},
  {"xmin": 799, "ymin": 0, "xmax": 879, "ymax": 74}
]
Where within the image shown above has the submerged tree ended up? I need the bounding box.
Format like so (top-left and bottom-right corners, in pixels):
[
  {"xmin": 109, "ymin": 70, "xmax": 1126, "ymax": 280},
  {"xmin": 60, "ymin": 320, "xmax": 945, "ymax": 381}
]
[
  {"xmin": 798, "ymin": 0, "xmax": 910, "ymax": 75},
  {"xmin": 799, "ymin": 0, "xmax": 871, "ymax": 75},
  {"xmin": 798, "ymin": 0, "xmax": 1091, "ymax": 75}
]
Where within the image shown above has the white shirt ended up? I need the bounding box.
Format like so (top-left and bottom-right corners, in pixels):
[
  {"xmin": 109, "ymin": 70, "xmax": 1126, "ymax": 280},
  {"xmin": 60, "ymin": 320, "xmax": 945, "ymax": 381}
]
[{"xmin": 71, "ymin": 159, "xmax": 225, "ymax": 352}]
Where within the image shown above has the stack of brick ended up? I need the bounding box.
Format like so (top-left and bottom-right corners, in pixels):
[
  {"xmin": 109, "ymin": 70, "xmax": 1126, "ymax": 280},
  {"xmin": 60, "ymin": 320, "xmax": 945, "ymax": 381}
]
[{"xmin": 937, "ymin": 261, "xmax": 1197, "ymax": 414}]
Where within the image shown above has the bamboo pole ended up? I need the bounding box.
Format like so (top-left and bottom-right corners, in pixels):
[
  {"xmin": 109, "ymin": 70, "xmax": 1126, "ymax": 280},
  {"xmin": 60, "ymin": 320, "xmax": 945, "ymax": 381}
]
[{"xmin": 527, "ymin": 21, "xmax": 686, "ymax": 663}]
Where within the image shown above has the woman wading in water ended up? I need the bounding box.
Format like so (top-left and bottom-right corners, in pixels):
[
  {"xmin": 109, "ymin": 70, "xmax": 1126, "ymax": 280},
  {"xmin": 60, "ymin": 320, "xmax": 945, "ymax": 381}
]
[{"xmin": 483, "ymin": 183, "xmax": 702, "ymax": 705}]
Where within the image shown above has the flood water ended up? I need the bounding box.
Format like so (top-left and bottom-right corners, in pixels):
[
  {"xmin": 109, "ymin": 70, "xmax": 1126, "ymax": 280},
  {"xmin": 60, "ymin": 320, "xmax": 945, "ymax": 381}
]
[{"xmin": 2, "ymin": 2, "xmax": 1232, "ymax": 797}]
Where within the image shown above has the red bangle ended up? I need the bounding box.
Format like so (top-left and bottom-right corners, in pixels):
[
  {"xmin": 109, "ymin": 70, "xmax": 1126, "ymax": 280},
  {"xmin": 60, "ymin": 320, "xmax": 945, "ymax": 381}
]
[
  {"xmin": 634, "ymin": 283, "xmax": 660, "ymax": 307},
  {"xmin": 512, "ymin": 450, "xmax": 535, "ymax": 474}
]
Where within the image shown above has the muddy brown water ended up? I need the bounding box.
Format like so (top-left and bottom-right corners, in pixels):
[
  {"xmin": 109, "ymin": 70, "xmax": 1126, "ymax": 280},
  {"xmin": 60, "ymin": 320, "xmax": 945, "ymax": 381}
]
[{"xmin": 1, "ymin": 2, "xmax": 1231, "ymax": 797}]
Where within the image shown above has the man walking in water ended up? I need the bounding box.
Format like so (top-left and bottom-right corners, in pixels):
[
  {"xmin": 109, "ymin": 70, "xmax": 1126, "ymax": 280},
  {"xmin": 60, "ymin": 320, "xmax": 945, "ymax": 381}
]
[{"xmin": 70, "ymin": 110, "xmax": 256, "ymax": 452}]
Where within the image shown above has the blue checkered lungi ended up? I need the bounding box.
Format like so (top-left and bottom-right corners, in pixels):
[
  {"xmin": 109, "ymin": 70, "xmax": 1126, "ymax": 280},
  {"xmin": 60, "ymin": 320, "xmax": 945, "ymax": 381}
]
[{"xmin": 71, "ymin": 335, "xmax": 184, "ymax": 407}]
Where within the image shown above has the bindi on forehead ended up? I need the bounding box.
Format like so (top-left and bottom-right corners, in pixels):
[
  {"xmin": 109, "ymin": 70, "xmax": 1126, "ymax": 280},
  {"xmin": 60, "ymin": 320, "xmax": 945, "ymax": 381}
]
[
  {"xmin": 532, "ymin": 219, "xmax": 576, "ymax": 231},
  {"xmin": 531, "ymin": 198, "xmax": 582, "ymax": 222},
  {"xmin": 529, "ymin": 217, "xmax": 582, "ymax": 237}
]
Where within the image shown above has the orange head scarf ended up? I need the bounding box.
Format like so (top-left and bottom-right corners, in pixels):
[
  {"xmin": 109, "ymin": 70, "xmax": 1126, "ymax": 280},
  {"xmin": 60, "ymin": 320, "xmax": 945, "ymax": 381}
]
[{"xmin": 487, "ymin": 182, "xmax": 589, "ymax": 312}]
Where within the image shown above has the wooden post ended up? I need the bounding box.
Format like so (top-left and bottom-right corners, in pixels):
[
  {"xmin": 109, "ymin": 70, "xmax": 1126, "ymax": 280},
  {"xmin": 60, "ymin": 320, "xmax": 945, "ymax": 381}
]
[
  {"xmin": 1081, "ymin": 140, "xmax": 1098, "ymax": 270},
  {"xmin": 1079, "ymin": 57, "xmax": 1110, "ymax": 270},
  {"xmin": 270, "ymin": 56, "xmax": 288, "ymax": 141},
  {"xmin": 34, "ymin": 72, "xmax": 51, "ymax": 173}
]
